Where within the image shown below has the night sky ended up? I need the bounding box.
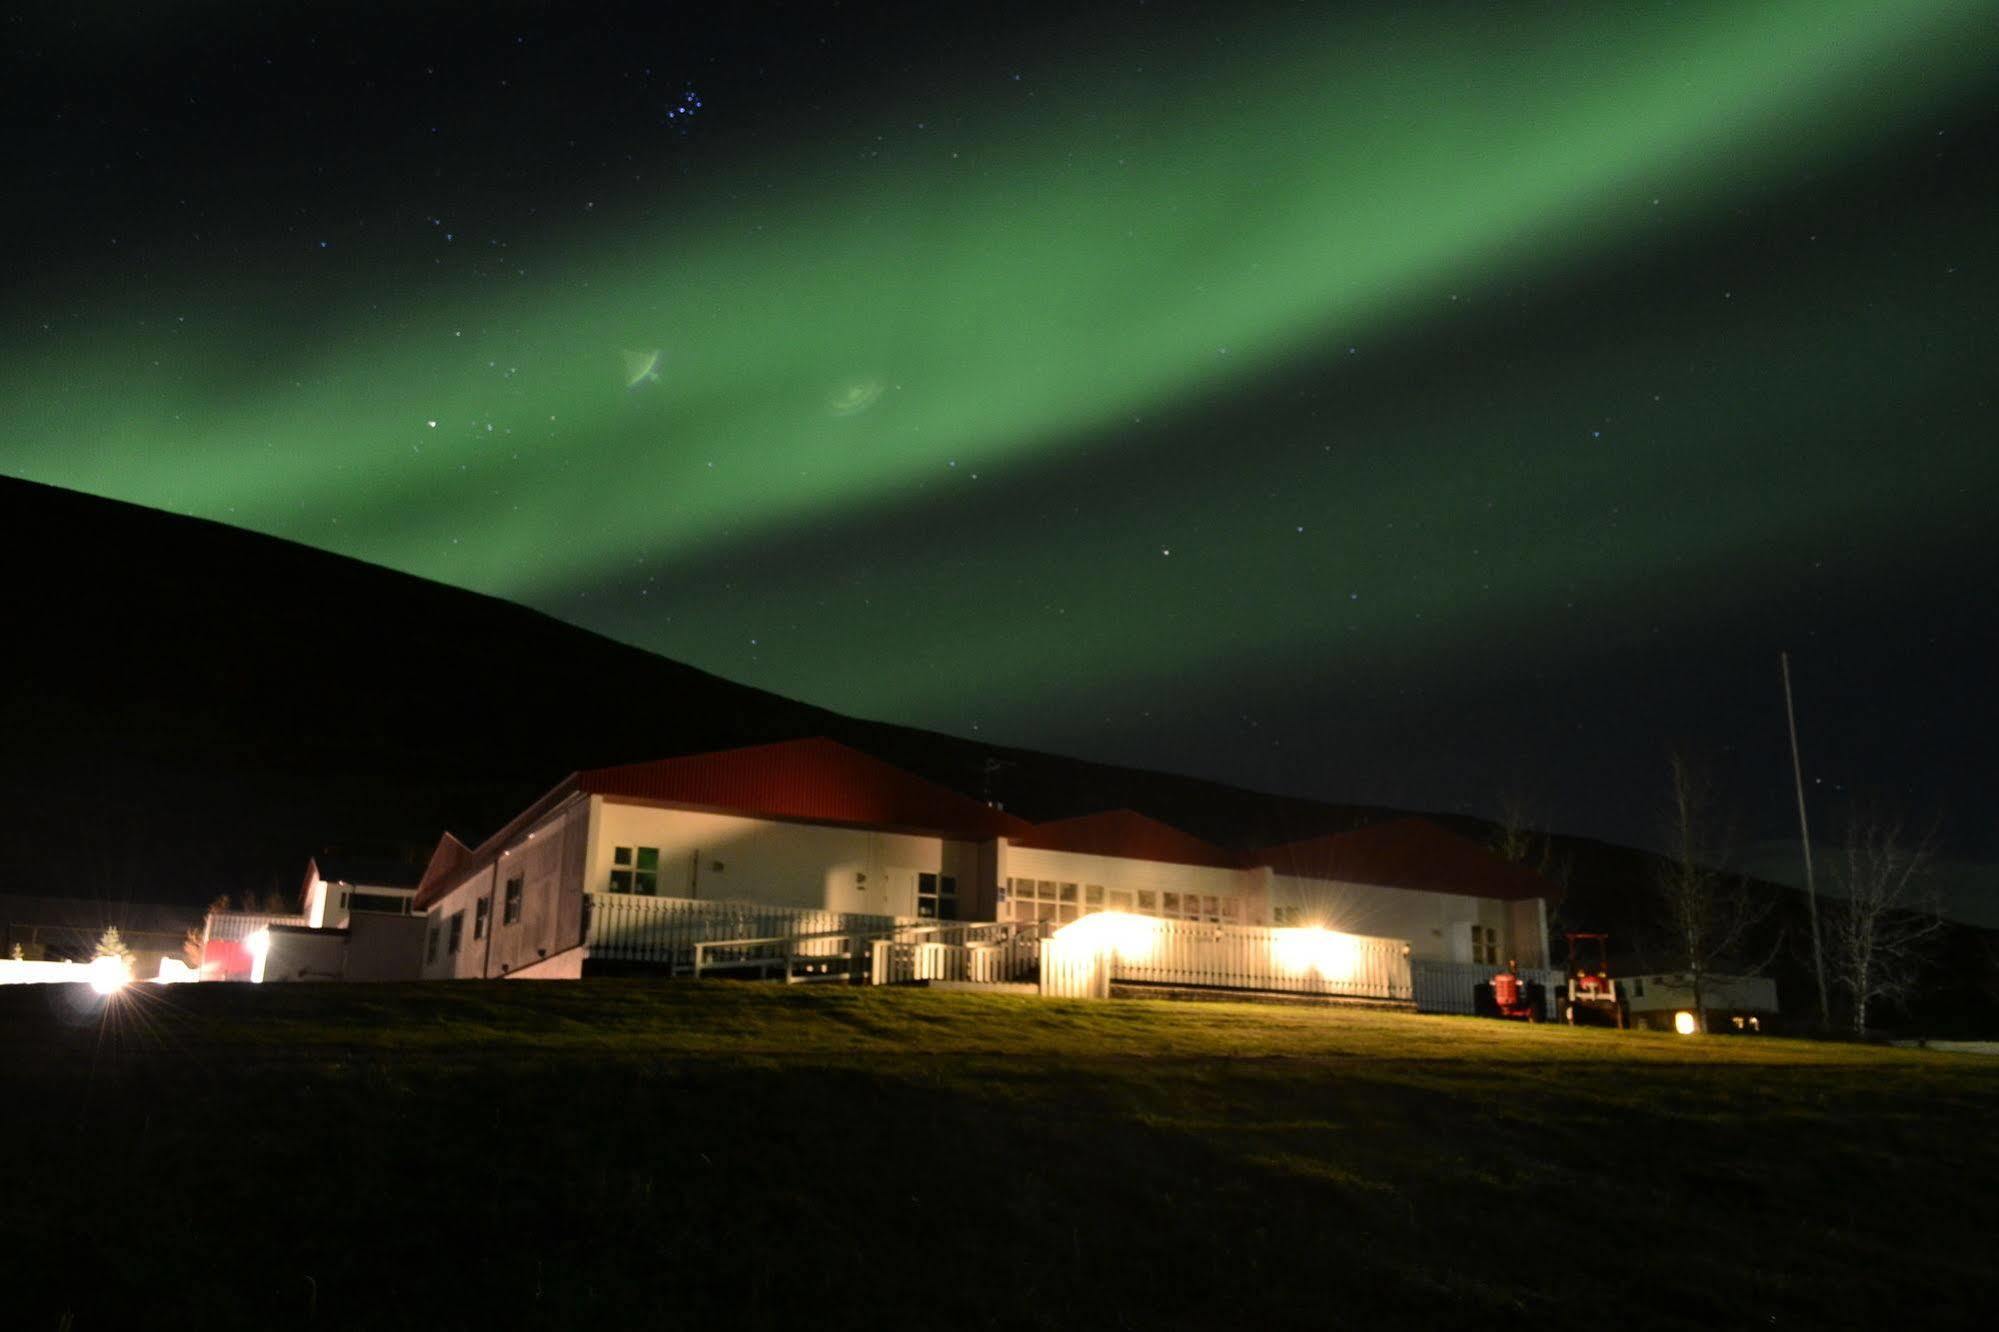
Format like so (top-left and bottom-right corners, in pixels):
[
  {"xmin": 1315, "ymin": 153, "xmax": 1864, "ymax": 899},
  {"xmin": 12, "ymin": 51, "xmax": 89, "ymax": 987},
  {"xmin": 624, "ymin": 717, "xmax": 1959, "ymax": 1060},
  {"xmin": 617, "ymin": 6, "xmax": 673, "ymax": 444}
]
[{"xmin": 8, "ymin": 3, "xmax": 1997, "ymax": 893}]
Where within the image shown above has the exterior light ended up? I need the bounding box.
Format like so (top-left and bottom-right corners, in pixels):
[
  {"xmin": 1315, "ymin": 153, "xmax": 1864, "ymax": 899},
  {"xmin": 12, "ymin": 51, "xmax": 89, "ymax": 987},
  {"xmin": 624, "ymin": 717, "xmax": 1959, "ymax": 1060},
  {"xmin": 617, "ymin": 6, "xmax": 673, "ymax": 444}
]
[
  {"xmin": 1273, "ymin": 926, "xmax": 1361, "ymax": 982},
  {"xmin": 87, "ymin": 953, "xmax": 131, "ymax": 996},
  {"xmin": 1053, "ymin": 911, "xmax": 1161, "ymax": 963},
  {"xmin": 153, "ymin": 958, "xmax": 197, "ymax": 984},
  {"xmin": 246, "ymin": 928, "xmax": 272, "ymax": 984},
  {"xmin": 1674, "ymin": 1010, "xmax": 1698, "ymax": 1036}
]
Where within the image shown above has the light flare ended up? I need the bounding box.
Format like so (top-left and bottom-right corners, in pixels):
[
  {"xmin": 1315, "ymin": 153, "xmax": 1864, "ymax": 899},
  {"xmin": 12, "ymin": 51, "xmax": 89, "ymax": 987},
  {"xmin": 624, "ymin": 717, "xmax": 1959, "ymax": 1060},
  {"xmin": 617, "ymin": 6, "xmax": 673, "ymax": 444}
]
[
  {"xmin": 1051, "ymin": 910, "xmax": 1162, "ymax": 963},
  {"xmin": 87, "ymin": 953, "xmax": 132, "ymax": 996},
  {"xmin": 1272, "ymin": 926, "xmax": 1362, "ymax": 982}
]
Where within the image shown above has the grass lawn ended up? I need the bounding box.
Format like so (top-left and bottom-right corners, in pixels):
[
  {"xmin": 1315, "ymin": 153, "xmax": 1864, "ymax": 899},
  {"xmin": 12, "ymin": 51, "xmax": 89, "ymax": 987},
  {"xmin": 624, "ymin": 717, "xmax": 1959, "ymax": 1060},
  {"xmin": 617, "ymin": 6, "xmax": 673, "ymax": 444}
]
[{"xmin": 5, "ymin": 979, "xmax": 1996, "ymax": 1329}]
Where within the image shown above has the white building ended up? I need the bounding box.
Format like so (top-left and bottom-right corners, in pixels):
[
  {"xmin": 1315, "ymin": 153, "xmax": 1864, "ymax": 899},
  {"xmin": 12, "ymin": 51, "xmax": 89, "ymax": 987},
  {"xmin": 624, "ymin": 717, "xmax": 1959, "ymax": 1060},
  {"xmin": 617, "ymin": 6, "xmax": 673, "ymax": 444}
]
[
  {"xmin": 300, "ymin": 856, "xmax": 422, "ymax": 929},
  {"xmin": 406, "ymin": 737, "xmax": 1558, "ymax": 992}
]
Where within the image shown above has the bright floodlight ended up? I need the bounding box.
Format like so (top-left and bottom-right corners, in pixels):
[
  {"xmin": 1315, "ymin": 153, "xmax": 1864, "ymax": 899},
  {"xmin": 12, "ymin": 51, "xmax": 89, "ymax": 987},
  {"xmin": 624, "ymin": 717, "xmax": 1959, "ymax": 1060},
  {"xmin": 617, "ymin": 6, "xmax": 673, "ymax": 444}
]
[
  {"xmin": 1273, "ymin": 926, "xmax": 1361, "ymax": 982},
  {"xmin": 153, "ymin": 957, "xmax": 197, "ymax": 984},
  {"xmin": 1052, "ymin": 911, "xmax": 1162, "ymax": 963},
  {"xmin": 1674, "ymin": 1010, "xmax": 1698, "ymax": 1036},
  {"xmin": 246, "ymin": 928, "xmax": 272, "ymax": 984},
  {"xmin": 87, "ymin": 953, "xmax": 131, "ymax": 996}
]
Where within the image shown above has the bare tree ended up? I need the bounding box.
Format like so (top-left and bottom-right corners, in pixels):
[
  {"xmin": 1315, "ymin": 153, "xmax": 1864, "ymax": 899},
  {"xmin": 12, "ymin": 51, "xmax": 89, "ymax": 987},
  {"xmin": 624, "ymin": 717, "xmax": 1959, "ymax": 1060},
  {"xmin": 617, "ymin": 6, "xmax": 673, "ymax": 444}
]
[
  {"xmin": 1489, "ymin": 788, "xmax": 1573, "ymax": 893},
  {"xmin": 1653, "ymin": 752, "xmax": 1773, "ymax": 1033},
  {"xmin": 1826, "ymin": 806, "xmax": 1944, "ymax": 1035}
]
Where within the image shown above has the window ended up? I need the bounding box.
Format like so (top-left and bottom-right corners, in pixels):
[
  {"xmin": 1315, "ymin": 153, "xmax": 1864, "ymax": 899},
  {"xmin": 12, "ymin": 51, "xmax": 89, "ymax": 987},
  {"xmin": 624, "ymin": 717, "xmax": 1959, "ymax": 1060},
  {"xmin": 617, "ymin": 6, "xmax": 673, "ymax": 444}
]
[
  {"xmin": 425, "ymin": 921, "xmax": 440, "ymax": 964},
  {"xmin": 503, "ymin": 875, "xmax": 524, "ymax": 925},
  {"xmin": 474, "ymin": 896, "xmax": 490, "ymax": 941},
  {"xmin": 1472, "ymin": 924, "xmax": 1499, "ymax": 965},
  {"xmin": 1136, "ymin": 890, "xmax": 1157, "ymax": 914},
  {"xmin": 917, "ymin": 873, "xmax": 959, "ymax": 920},
  {"xmin": 447, "ymin": 910, "xmax": 464, "ymax": 956},
  {"xmin": 1084, "ymin": 885, "xmax": 1104, "ymax": 908},
  {"xmin": 609, "ymin": 846, "xmax": 659, "ymax": 895}
]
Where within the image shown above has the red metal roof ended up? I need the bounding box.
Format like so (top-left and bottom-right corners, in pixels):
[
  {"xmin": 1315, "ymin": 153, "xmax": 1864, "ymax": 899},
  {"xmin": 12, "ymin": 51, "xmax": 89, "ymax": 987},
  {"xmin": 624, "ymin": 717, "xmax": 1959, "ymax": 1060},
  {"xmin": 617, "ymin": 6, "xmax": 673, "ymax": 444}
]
[
  {"xmin": 1255, "ymin": 818, "xmax": 1556, "ymax": 902},
  {"xmin": 577, "ymin": 738, "xmax": 1034, "ymax": 841},
  {"xmin": 1010, "ymin": 809, "xmax": 1245, "ymax": 871}
]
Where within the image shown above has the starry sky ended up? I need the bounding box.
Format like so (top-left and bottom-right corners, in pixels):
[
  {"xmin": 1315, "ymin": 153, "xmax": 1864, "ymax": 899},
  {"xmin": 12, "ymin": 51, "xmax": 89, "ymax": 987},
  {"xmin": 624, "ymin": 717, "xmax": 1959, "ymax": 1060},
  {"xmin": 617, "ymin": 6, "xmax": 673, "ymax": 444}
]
[{"xmin": 7, "ymin": 2, "xmax": 1998, "ymax": 886}]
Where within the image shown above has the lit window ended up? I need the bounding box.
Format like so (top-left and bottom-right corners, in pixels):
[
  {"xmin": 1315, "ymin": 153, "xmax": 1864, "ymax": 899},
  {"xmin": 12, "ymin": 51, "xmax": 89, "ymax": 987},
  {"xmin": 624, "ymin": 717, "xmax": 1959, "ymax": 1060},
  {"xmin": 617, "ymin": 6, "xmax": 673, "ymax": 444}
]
[
  {"xmin": 503, "ymin": 875, "xmax": 524, "ymax": 925},
  {"xmin": 609, "ymin": 846, "xmax": 660, "ymax": 895}
]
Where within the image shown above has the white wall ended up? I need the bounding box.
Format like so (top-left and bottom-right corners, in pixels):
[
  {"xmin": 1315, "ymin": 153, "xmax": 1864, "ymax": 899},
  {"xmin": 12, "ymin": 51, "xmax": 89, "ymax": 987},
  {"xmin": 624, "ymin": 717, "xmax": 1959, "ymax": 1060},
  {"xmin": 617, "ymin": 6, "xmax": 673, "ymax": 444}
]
[
  {"xmin": 1005, "ymin": 845, "xmax": 1265, "ymax": 921},
  {"xmin": 589, "ymin": 800, "xmax": 976, "ymax": 919},
  {"xmin": 1269, "ymin": 874, "xmax": 1535, "ymax": 964},
  {"xmin": 420, "ymin": 867, "xmax": 493, "ymax": 980}
]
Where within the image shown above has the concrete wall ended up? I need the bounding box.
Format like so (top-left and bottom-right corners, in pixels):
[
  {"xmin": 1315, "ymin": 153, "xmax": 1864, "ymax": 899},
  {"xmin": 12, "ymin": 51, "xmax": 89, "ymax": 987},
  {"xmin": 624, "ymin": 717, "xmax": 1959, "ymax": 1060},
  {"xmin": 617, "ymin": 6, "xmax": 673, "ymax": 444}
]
[
  {"xmin": 422, "ymin": 795, "xmax": 592, "ymax": 979},
  {"xmin": 345, "ymin": 911, "xmax": 428, "ymax": 981},
  {"xmin": 1268, "ymin": 875, "xmax": 1533, "ymax": 964},
  {"xmin": 504, "ymin": 947, "xmax": 586, "ymax": 980},
  {"xmin": 262, "ymin": 929, "xmax": 348, "ymax": 982},
  {"xmin": 587, "ymin": 799, "xmax": 976, "ymax": 919}
]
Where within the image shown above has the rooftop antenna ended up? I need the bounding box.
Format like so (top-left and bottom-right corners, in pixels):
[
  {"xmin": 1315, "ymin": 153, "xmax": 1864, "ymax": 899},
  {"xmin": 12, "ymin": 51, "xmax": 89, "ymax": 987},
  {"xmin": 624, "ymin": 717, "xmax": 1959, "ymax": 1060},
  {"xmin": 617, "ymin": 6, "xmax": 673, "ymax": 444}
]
[{"xmin": 1781, "ymin": 651, "xmax": 1829, "ymax": 1025}]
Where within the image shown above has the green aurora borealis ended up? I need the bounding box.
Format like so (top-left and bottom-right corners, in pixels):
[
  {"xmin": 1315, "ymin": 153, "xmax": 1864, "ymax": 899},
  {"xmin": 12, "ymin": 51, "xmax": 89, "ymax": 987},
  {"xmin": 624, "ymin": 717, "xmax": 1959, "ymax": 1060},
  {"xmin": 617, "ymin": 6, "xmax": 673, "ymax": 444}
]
[{"xmin": 8, "ymin": 0, "xmax": 1997, "ymax": 845}]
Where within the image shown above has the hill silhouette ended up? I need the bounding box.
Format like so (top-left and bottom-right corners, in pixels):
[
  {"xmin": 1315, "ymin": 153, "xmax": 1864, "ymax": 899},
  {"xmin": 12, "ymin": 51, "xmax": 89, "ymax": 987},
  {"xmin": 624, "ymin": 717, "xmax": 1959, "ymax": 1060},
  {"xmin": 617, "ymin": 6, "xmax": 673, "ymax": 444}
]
[{"xmin": 0, "ymin": 478, "xmax": 1398, "ymax": 908}]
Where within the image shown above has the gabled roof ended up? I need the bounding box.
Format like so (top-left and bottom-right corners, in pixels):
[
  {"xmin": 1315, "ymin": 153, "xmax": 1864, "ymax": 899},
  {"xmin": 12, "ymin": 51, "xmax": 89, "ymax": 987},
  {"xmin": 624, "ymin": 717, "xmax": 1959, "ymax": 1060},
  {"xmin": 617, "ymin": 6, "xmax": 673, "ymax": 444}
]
[
  {"xmin": 414, "ymin": 832, "xmax": 475, "ymax": 904},
  {"xmin": 578, "ymin": 738, "xmax": 1033, "ymax": 841},
  {"xmin": 1255, "ymin": 817, "xmax": 1556, "ymax": 902},
  {"xmin": 1011, "ymin": 809, "xmax": 1245, "ymax": 871}
]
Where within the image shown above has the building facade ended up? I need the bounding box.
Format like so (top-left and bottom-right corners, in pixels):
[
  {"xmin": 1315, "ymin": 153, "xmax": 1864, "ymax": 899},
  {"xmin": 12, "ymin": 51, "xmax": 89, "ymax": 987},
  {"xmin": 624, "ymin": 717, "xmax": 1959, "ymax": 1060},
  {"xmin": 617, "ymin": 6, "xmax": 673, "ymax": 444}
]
[{"xmin": 406, "ymin": 738, "xmax": 1556, "ymax": 982}]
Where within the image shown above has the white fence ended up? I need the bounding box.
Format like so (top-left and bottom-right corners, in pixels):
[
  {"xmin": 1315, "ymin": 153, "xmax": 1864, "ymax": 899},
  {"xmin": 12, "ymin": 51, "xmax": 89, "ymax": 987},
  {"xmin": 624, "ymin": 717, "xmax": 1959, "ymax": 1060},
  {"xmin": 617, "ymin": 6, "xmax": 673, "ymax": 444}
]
[
  {"xmin": 0, "ymin": 958, "xmax": 103, "ymax": 985},
  {"xmin": 1040, "ymin": 935, "xmax": 1110, "ymax": 998},
  {"xmin": 584, "ymin": 894, "xmax": 905, "ymax": 973},
  {"xmin": 1041, "ymin": 920, "xmax": 1412, "ymax": 1003},
  {"xmin": 868, "ymin": 923, "xmax": 1045, "ymax": 986},
  {"xmin": 1410, "ymin": 959, "xmax": 1565, "ymax": 1018}
]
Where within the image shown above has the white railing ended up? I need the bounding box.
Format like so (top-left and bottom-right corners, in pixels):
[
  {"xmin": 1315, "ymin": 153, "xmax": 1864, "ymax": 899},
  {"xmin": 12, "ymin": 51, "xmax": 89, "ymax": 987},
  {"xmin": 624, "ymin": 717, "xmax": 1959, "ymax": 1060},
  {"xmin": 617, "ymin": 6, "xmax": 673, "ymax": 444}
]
[
  {"xmin": 203, "ymin": 911, "xmax": 308, "ymax": 943},
  {"xmin": 583, "ymin": 893, "xmax": 906, "ymax": 971},
  {"xmin": 1040, "ymin": 935, "xmax": 1110, "ymax": 998},
  {"xmin": 1410, "ymin": 959, "xmax": 1565, "ymax": 1018},
  {"xmin": 869, "ymin": 923, "xmax": 1046, "ymax": 986},
  {"xmin": 1040, "ymin": 920, "xmax": 1412, "ymax": 1003}
]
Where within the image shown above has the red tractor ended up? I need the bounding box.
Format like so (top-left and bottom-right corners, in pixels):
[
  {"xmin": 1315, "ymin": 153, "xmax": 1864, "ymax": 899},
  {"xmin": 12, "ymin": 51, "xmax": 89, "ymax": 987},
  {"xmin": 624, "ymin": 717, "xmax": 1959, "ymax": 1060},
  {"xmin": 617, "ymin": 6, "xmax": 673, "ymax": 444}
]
[
  {"xmin": 1472, "ymin": 961, "xmax": 1546, "ymax": 1022},
  {"xmin": 1562, "ymin": 931, "xmax": 1628, "ymax": 1028}
]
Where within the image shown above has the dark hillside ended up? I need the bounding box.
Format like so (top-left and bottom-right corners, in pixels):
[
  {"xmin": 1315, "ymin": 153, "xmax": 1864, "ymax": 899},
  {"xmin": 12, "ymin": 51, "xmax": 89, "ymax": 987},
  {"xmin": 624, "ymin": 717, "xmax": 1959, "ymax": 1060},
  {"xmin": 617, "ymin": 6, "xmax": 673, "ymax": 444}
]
[{"xmin": 0, "ymin": 478, "xmax": 1400, "ymax": 907}]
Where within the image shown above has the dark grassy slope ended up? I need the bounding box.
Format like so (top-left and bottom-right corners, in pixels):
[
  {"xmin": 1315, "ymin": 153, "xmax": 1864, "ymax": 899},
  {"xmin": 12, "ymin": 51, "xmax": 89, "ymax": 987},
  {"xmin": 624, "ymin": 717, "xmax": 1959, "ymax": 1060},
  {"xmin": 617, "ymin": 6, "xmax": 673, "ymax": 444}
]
[
  {"xmin": 6, "ymin": 982, "xmax": 1996, "ymax": 1330},
  {"xmin": 0, "ymin": 477, "xmax": 1398, "ymax": 908}
]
